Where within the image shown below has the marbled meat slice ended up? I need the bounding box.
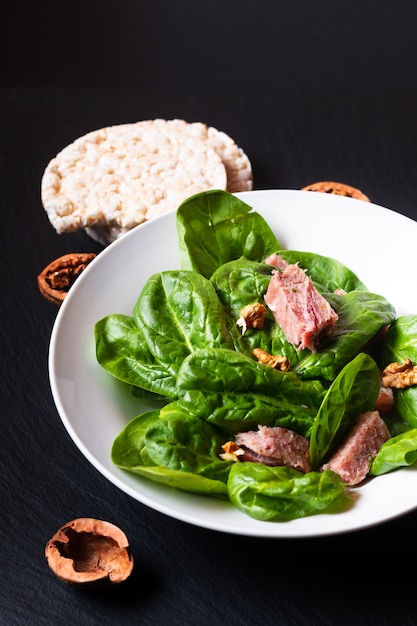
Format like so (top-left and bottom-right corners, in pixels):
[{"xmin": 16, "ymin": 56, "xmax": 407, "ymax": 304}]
[
  {"xmin": 321, "ymin": 411, "xmax": 390, "ymax": 486},
  {"xmin": 264, "ymin": 253, "xmax": 289, "ymax": 270},
  {"xmin": 235, "ymin": 424, "xmax": 311, "ymax": 473},
  {"xmin": 264, "ymin": 263, "xmax": 338, "ymax": 351}
]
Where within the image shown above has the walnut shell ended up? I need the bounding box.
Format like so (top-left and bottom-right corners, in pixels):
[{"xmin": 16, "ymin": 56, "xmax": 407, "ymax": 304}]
[
  {"xmin": 37, "ymin": 252, "xmax": 96, "ymax": 305},
  {"xmin": 45, "ymin": 518, "xmax": 134, "ymax": 587},
  {"xmin": 301, "ymin": 181, "xmax": 370, "ymax": 202}
]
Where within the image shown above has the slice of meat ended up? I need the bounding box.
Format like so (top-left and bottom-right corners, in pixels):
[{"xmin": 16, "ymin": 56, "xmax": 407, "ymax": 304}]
[
  {"xmin": 375, "ymin": 385, "xmax": 394, "ymax": 415},
  {"xmin": 264, "ymin": 253, "xmax": 289, "ymax": 270},
  {"xmin": 321, "ymin": 411, "xmax": 391, "ymax": 485},
  {"xmin": 235, "ymin": 424, "xmax": 311, "ymax": 473},
  {"xmin": 264, "ymin": 263, "xmax": 338, "ymax": 352}
]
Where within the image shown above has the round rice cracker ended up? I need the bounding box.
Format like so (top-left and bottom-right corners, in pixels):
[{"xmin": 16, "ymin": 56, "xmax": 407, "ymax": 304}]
[
  {"xmin": 161, "ymin": 119, "xmax": 253, "ymax": 193},
  {"xmin": 41, "ymin": 119, "xmax": 252, "ymax": 244},
  {"xmin": 41, "ymin": 121, "xmax": 227, "ymax": 244}
]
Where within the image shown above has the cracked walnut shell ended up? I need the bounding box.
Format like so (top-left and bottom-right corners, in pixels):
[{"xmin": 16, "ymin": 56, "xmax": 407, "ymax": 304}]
[
  {"xmin": 37, "ymin": 252, "xmax": 96, "ymax": 305},
  {"xmin": 45, "ymin": 518, "xmax": 134, "ymax": 587},
  {"xmin": 301, "ymin": 181, "xmax": 370, "ymax": 202}
]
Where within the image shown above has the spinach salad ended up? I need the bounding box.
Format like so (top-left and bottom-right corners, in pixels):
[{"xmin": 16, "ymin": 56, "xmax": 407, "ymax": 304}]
[{"xmin": 95, "ymin": 190, "xmax": 417, "ymax": 522}]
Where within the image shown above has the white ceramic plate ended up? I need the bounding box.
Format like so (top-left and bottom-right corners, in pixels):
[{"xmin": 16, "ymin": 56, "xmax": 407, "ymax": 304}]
[{"xmin": 49, "ymin": 189, "xmax": 417, "ymax": 537}]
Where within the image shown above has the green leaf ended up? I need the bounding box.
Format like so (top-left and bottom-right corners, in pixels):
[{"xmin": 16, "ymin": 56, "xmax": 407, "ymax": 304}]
[
  {"xmin": 124, "ymin": 465, "xmax": 228, "ymax": 497},
  {"xmin": 112, "ymin": 405, "xmax": 230, "ymax": 497},
  {"xmin": 371, "ymin": 428, "xmax": 417, "ymax": 475},
  {"xmin": 211, "ymin": 256, "xmax": 278, "ymax": 357},
  {"xmin": 111, "ymin": 410, "xmax": 160, "ymax": 467},
  {"xmin": 383, "ymin": 315, "xmax": 417, "ymax": 363},
  {"xmin": 309, "ymin": 353, "xmax": 381, "ymax": 468},
  {"xmin": 133, "ymin": 270, "xmax": 233, "ymax": 363},
  {"xmin": 176, "ymin": 347, "xmax": 325, "ymax": 435},
  {"xmin": 95, "ymin": 314, "xmax": 178, "ymax": 397},
  {"xmin": 176, "ymin": 189, "xmax": 280, "ymax": 279},
  {"xmin": 227, "ymin": 462, "xmax": 350, "ymax": 521},
  {"xmin": 145, "ymin": 404, "xmax": 231, "ymax": 483}
]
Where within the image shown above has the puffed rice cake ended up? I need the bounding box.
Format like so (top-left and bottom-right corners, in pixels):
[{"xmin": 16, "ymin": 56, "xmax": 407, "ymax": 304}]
[{"xmin": 41, "ymin": 119, "xmax": 253, "ymax": 244}]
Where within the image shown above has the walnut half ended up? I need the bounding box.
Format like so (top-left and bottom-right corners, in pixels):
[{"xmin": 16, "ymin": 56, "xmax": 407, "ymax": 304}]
[
  {"xmin": 236, "ymin": 302, "xmax": 267, "ymax": 335},
  {"xmin": 37, "ymin": 252, "xmax": 96, "ymax": 305},
  {"xmin": 301, "ymin": 181, "xmax": 370, "ymax": 202},
  {"xmin": 253, "ymin": 347, "xmax": 291, "ymax": 371},
  {"xmin": 45, "ymin": 518, "xmax": 134, "ymax": 588},
  {"xmin": 382, "ymin": 359, "xmax": 417, "ymax": 388}
]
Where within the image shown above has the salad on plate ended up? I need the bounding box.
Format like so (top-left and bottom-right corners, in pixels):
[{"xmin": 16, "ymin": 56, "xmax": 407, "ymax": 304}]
[{"xmin": 94, "ymin": 189, "xmax": 417, "ymax": 522}]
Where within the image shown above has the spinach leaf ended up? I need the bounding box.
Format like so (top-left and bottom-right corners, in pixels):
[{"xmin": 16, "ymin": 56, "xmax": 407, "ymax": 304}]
[
  {"xmin": 175, "ymin": 347, "xmax": 325, "ymax": 435},
  {"xmin": 394, "ymin": 389, "xmax": 417, "ymax": 429},
  {"xmin": 112, "ymin": 410, "xmax": 160, "ymax": 467},
  {"xmin": 210, "ymin": 257, "xmax": 278, "ymax": 357},
  {"xmin": 211, "ymin": 257, "xmax": 272, "ymax": 313},
  {"xmin": 176, "ymin": 189, "xmax": 280, "ymax": 279},
  {"xmin": 227, "ymin": 462, "xmax": 350, "ymax": 521},
  {"xmin": 383, "ymin": 315, "xmax": 417, "ymax": 362},
  {"xmin": 123, "ymin": 465, "xmax": 229, "ymax": 497},
  {"xmin": 309, "ymin": 352, "xmax": 381, "ymax": 468},
  {"xmin": 133, "ymin": 270, "xmax": 233, "ymax": 361},
  {"xmin": 382, "ymin": 315, "xmax": 417, "ymax": 427},
  {"xmin": 96, "ymin": 270, "xmax": 236, "ymax": 398},
  {"xmin": 112, "ymin": 405, "xmax": 230, "ymax": 497},
  {"xmin": 95, "ymin": 314, "xmax": 178, "ymax": 398},
  {"xmin": 371, "ymin": 428, "xmax": 417, "ymax": 475},
  {"xmin": 145, "ymin": 404, "xmax": 231, "ymax": 483}
]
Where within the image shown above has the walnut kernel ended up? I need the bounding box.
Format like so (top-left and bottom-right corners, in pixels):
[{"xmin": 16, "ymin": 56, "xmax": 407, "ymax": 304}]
[
  {"xmin": 382, "ymin": 359, "xmax": 417, "ymax": 388},
  {"xmin": 253, "ymin": 347, "xmax": 291, "ymax": 371},
  {"xmin": 236, "ymin": 302, "xmax": 267, "ymax": 335}
]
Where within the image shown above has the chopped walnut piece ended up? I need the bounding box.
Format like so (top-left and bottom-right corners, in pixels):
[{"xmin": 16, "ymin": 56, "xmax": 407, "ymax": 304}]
[
  {"xmin": 220, "ymin": 441, "xmax": 245, "ymax": 462},
  {"xmin": 253, "ymin": 347, "xmax": 291, "ymax": 371},
  {"xmin": 236, "ymin": 302, "xmax": 267, "ymax": 335},
  {"xmin": 382, "ymin": 359, "xmax": 417, "ymax": 388}
]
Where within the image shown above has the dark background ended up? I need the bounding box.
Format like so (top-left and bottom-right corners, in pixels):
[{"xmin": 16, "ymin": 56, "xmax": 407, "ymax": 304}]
[
  {"xmin": 2, "ymin": 2, "xmax": 417, "ymax": 625},
  {"xmin": 4, "ymin": 0, "xmax": 417, "ymax": 90}
]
